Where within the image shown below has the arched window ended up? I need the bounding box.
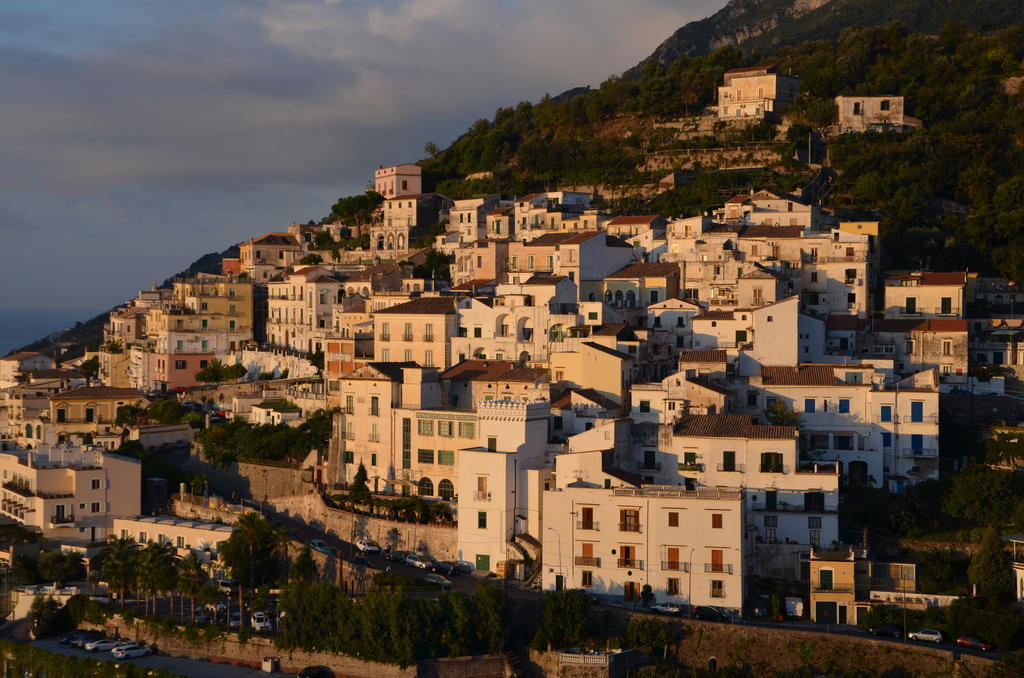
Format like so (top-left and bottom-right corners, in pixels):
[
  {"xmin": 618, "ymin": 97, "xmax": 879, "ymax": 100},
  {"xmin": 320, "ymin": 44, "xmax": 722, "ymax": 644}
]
[
  {"xmin": 625, "ymin": 290, "xmax": 636, "ymax": 307},
  {"xmin": 473, "ymin": 348, "xmax": 487, "ymax": 359},
  {"xmin": 519, "ymin": 351, "xmax": 531, "ymax": 363},
  {"xmin": 376, "ymin": 235, "xmax": 385, "ymax": 250},
  {"xmin": 604, "ymin": 290, "xmax": 613, "ymax": 302},
  {"xmin": 418, "ymin": 477, "xmax": 434, "ymax": 497},
  {"xmin": 386, "ymin": 234, "xmax": 395, "ymax": 250},
  {"xmin": 397, "ymin": 234, "xmax": 406, "ymax": 249},
  {"xmin": 588, "ymin": 293, "xmax": 596, "ymax": 301},
  {"xmin": 438, "ymin": 479, "xmax": 454, "ymax": 501},
  {"xmin": 549, "ymin": 324, "xmax": 565, "ymax": 342},
  {"xmin": 614, "ymin": 290, "xmax": 624, "ymax": 304},
  {"xmin": 25, "ymin": 424, "xmax": 32, "ymax": 439}
]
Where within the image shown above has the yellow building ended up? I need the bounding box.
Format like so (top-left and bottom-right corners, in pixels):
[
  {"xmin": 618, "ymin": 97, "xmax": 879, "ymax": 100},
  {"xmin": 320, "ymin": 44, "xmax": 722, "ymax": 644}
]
[
  {"xmin": 551, "ymin": 342, "xmax": 635, "ymax": 408},
  {"xmin": 36, "ymin": 386, "xmax": 145, "ymax": 445}
]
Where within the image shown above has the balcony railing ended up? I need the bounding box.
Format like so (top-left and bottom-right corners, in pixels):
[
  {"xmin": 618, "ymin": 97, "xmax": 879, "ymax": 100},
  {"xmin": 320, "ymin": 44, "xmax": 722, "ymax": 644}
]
[
  {"xmin": 380, "ymin": 334, "xmax": 391, "ymax": 342},
  {"xmin": 618, "ymin": 522, "xmax": 642, "ymax": 533},
  {"xmin": 759, "ymin": 464, "xmax": 791, "ymax": 474},
  {"xmin": 716, "ymin": 463, "xmax": 745, "ymax": 472},
  {"xmin": 678, "ymin": 462, "xmax": 704, "ymax": 472},
  {"xmin": 705, "ymin": 563, "xmax": 734, "ymax": 574},
  {"xmin": 710, "ymin": 588, "xmax": 726, "ymax": 599},
  {"xmin": 402, "ymin": 333, "xmax": 413, "ymax": 341},
  {"xmin": 474, "ymin": 491, "xmax": 492, "ymax": 501},
  {"xmin": 811, "ymin": 584, "xmax": 855, "ymax": 594},
  {"xmin": 575, "ymin": 521, "xmax": 599, "ymax": 531},
  {"xmin": 908, "ymin": 448, "xmax": 938, "ymax": 458},
  {"xmin": 898, "ymin": 415, "xmax": 939, "ymax": 424},
  {"xmin": 50, "ymin": 514, "xmax": 75, "ymax": 525},
  {"xmin": 575, "ymin": 556, "xmax": 601, "ymax": 567},
  {"xmin": 616, "ymin": 559, "xmax": 643, "ymax": 569},
  {"xmin": 661, "ymin": 561, "xmax": 689, "ymax": 572}
]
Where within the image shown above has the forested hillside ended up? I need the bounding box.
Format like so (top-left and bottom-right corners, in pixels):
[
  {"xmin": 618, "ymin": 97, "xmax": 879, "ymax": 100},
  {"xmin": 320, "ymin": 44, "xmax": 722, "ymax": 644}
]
[{"xmin": 422, "ymin": 20, "xmax": 1024, "ymax": 278}]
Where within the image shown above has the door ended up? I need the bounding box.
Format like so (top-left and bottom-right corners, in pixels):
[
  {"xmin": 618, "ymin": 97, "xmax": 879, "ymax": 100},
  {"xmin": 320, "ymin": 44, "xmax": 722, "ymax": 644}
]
[
  {"xmin": 765, "ymin": 491, "xmax": 777, "ymax": 510},
  {"xmin": 941, "ymin": 297, "xmax": 952, "ymax": 315},
  {"xmin": 620, "ymin": 545, "xmax": 635, "ymax": 568},
  {"xmin": 555, "ymin": 575, "xmax": 565, "ymax": 591},
  {"xmin": 580, "ymin": 506, "xmax": 594, "ymax": 530},
  {"xmin": 818, "ymin": 569, "xmax": 833, "ymax": 591},
  {"xmin": 910, "ymin": 401, "xmax": 923, "ymax": 423},
  {"xmin": 624, "ymin": 581, "xmax": 640, "ymax": 601},
  {"xmin": 816, "ymin": 601, "xmax": 837, "ymax": 624},
  {"xmin": 839, "ymin": 605, "xmax": 848, "ymax": 624},
  {"xmin": 711, "ymin": 549, "xmax": 723, "ymax": 573},
  {"xmin": 475, "ymin": 554, "xmax": 490, "ymax": 572},
  {"xmin": 666, "ymin": 547, "xmax": 680, "ymax": 571}
]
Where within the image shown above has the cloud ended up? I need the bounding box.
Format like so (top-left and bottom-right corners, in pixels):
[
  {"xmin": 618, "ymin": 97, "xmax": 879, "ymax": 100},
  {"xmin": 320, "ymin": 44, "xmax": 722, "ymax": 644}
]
[{"xmin": 0, "ymin": 0, "xmax": 724, "ymax": 311}]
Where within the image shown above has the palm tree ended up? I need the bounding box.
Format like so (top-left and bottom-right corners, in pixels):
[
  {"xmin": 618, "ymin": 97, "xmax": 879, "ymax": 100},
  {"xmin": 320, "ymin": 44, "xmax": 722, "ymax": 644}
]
[
  {"xmin": 177, "ymin": 553, "xmax": 206, "ymax": 622},
  {"xmin": 99, "ymin": 536, "xmax": 138, "ymax": 610},
  {"xmin": 138, "ymin": 542, "xmax": 176, "ymax": 617}
]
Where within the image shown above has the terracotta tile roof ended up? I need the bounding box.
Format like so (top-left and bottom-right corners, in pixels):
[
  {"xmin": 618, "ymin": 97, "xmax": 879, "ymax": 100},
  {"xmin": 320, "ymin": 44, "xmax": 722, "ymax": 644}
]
[
  {"xmin": 603, "ymin": 466, "xmax": 644, "ymax": 487},
  {"xmin": 517, "ymin": 193, "xmax": 544, "ymax": 203},
  {"xmin": 606, "ymin": 262, "xmax": 680, "ymax": 279},
  {"xmin": 886, "ymin": 271, "xmax": 967, "ymax": 286},
  {"xmin": 759, "ymin": 364, "xmax": 866, "ymax": 387},
  {"xmin": 441, "ymin": 360, "xmax": 519, "ymax": 382},
  {"xmin": 375, "ymin": 297, "xmax": 458, "ymax": 315},
  {"xmin": 826, "ymin": 315, "xmax": 867, "ymax": 331},
  {"xmin": 523, "ymin": 233, "xmax": 579, "ymax": 247},
  {"xmin": 875, "ymin": 319, "xmax": 968, "ymax": 333},
  {"xmin": 673, "ymin": 413, "xmax": 795, "ymax": 439},
  {"xmin": 679, "ymin": 350, "xmax": 727, "ymax": 363},
  {"xmin": 687, "ymin": 377, "xmax": 732, "ymax": 395},
  {"xmin": 607, "ymin": 215, "xmax": 660, "ymax": 226},
  {"xmin": 345, "ymin": 264, "xmax": 402, "ymax": 282},
  {"xmin": 523, "ymin": 275, "xmax": 568, "ymax": 285},
  {"xmin": 29, "ymin": 369, "xmax": 82, "ymax": 380},
  {"xmin": 450, "ymin": 278, "xmax": 497, "ymax": 291},
  {"xmin": 725, "ymin": 195, "xmax": 751, "ymax": 204},
  {"xmin": 740, "ymin": 224, "xmax": 805, "ymax": 239},
  {"xmin": 486, "ymin": 207, "xmax": 513, "ymax": 216},
  {"xmin": 739, "ymin": 268, "xmax": 778, "ymax": 280},
  {"xmin": 692, "ymin": 311, "xmax": 735, "ymax": 321},
  {"xmin": 1, "ymin": 351, "xmax": 44, "ymax": 362},
  {"xmin": 251, "ymin": 233, "xmax": 299, "ymax": 246},
  {"xmin": 590, "ymin": 323, "xmax": 637, "ymax": 340},
  {"xmin": 551, "ymin": 387, "xmax": 622, "ymax": 411},
  {"xmin": 582, "ymin": 342, "xmax": 634, "ymax": 361},
  {"xmin": 52, "ymin": 386, "xmax": 143, "ymax": 400}
]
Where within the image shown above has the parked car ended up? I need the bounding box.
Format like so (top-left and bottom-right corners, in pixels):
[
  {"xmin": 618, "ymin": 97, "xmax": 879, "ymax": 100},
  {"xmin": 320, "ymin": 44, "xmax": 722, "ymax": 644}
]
[
  {"xmin": 192, "ymin": 611, "xmax": 211, "ymax": 624},
  {"xmin": 112, "ymin": 644, "xmax": 152, "ymax": 660},
  {"xmin": 355, "ymin": 539, "xmax": 381, "ymax": 553},
  {"xmin": 298, "ymin": 667, "xmax": 335, "ymax": 678},
  {"xmin": 85, "ymin": 638, "xmax": 123, "ymax": 653},
  {"xmin": 59, "ymin": 630, "xmax": 90, "ymax": 647},
  {"xmin": 453, "ymin": 560, "xmax": 475, "ymax": 574},
  {"xmin": 405, "ymin": 554, "xmax": 431, "ymax": 569},
  {"xmin": 956, "ymin": 636, "xmax": 993, "ymax": 651},
  {"xmin": 908, "ymin": 629, "xmax": 944, "ymax": 643},
  {"xmin": 385, "ymin": 549, "xmax": 409, "ymax": 563},
  {"xmin": 650, "ymin": 603, "xmax": 682, "ymax": 616},
  {"xmin": 310, "ymin": 539, "xmax": 336, "ymax": 556},
  {"xmin": 251, "ymin": 611, "xmax": 273, "ymax": 632},
  {"xmin": 868, "ymin": 624, "xmax": 901, "ymax": 639},
  {"xmin": 228, "ymin": 612, "xmax": 242, "ymax": 629},
  {"xmin": 71, "ymin": 631, "xmax": 103, "ymax": 648},
  {"xmin": 692, "ymin": 606, "xmax": 729, "ymax": 622},
  {"xmin": 430, "ymin": 560, "xmax": 455, "ymax": 575},
  {"xmin": 423, "ymin": 574, "xmax": 453, "ymax": 590},
  {"xmin": 217, "ymin": 579, "xmax": 240, "ymax": 595}
]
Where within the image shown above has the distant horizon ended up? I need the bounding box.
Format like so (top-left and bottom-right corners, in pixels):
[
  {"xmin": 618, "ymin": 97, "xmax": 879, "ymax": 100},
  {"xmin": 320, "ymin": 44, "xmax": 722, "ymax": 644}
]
[{"xmin": 0, "ymin": 307, "xmax": 104, "ymax": 356}]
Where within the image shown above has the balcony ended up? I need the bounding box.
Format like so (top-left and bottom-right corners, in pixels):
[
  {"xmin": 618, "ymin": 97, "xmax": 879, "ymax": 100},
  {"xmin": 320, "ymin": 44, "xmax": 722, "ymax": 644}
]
[
  {"xmin": 618, "ymin": 523, "xmax": 642, "ymax": 533},
  {"xmin": 795, "ymin": 463, "xmax": 839, "ymax": 475},
  {"xmin": 898, "ymin": 414, "xmax": 938, "ymax": 424},
  {"xmin": 2, "ymin": 481, "xmax": 35, "ymax": 498},
  {"xmin": 402, "ymin": 333, "xmax": 414, "ymax": 342},
  {"xmin": 909, "ymin": 448, "xmax": 938, "ymax": 458},
  {"xmin": 661, "ymin": 561, "xmax": 690, "ymax": 572},
  {"xmin": 474, "ymin": 491, "xmax": 492, "ymax": 501},
  {"xmin": 49, "ymin": 514, "xmax": 75, "ymax": 526},
  {"xmin": 616, "ymin": 559, "xmax": 644, "ymax": 569},
  {"xmin": 422, "ymin": 335, "xmax": 435, "ymax": 342},
  {"xmin": 811, "ymin": 585, "xmax": 855, "ymax": 594},
  {"xmin": 710, "ymin": 589, "xmax": 726, "ymax": 599},
  {"xmin": 575, "ymin": 556, "xmax": 601, "ymax": 567},
  {"xmin": 716, "ymin": 463, "xmax": 745, "ymax": 472},
  {"xmin": 758, "ymin": 464, "xmax": 791, "ymax": 474},
  {"xmin": 678, "ymin": 462, "xmax": 704, "ymax": 472},
  {"xmin": 704, "ymin": 563, "xmax": 734, "ymax": 574},
  {"xmin": 575, "ymin": 521, "xmax": 599, "ymax": 531},
  {"xmin": 380, "ymin": 334, "xmax": 391, "ymax": 342}
]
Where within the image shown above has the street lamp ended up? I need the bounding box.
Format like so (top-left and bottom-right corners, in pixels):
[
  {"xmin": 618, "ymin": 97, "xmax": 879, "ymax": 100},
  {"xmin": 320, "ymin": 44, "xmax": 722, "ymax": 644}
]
[{"xmin": 546, "ymin": 526, "xmax": 563, "ymax": 590}]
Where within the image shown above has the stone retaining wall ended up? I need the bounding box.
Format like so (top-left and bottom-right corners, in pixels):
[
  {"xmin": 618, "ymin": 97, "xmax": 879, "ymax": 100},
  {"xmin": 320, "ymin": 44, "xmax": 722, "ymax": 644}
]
[{"xmin": 270, "ymin": 493, "xmax": 458, "ymax": 560}]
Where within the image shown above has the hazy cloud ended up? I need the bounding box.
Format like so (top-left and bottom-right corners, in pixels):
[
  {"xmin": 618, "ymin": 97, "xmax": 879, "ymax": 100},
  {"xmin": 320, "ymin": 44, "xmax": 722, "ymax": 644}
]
[{"xmin": 0, "ymin": 0, "xmax": 723, "ymax": 312}]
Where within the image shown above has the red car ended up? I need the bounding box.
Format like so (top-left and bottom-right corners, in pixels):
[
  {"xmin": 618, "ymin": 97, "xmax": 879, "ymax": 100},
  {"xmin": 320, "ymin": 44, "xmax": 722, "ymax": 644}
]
[{"xmin": 956, "ymin": 636, "xmax": 992, "ymax": 651}]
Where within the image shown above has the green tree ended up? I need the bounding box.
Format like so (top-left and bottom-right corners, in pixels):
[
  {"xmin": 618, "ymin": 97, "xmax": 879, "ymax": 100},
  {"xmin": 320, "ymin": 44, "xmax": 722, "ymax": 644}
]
[
  {"xmin": 765, "ymin": 400, "xmax": 802, "ymax": 427},
  {"xmin": 968, "ymin": 526, "xmax": 1014, "ymax": 602},
  {"xmin": 290, "ymin": 545, "xmax": 317, "ymax": 584},
  {"xmin": 37, "ymin": 551, "xmax": 82, "ymax": 588},
  {"xmin": 532, "ymin": 589, "xmax": 592, "ymax": 649},
  {"xmin": 99, "ymin": 536, "xmax": 138, "ymax": 609},
  {"xmin": 944, "ymin": 467, "xmax": 1023, "ymax": 524},
  {"xmin": 472, "ymin": 581, "xmax": 505, "ymax": 654},
  {"xmin": 147, "ymin": 398, "xmax": 184, "ymax": 425},
  {"xmin": 78, "ymin": 356, "xmax": 99, "ymax": 379},
  {"xmin": 350, "ymin": 463, "xmax": 371, "ymax": 505},
  {"xmin": 137, "ymin": 541, "xmax": 177, "ymax": 616},
  {"xmin": 220, "ymin": 513, "xmax": 288, "ymax": 627},
  {"xmin": 177, "ymin": 553, "xmax": 207, "ymax": 622},
  {"xmin": 298, "ymin": 253, "xmax": 323, "ymax": 265},
  {"xmin": 115, "ymin": 404, "xmax": 146, "ymax": 428},
  {"xmin": 323, "ymin": 191, "xmax": 384, "ymax": 232}
]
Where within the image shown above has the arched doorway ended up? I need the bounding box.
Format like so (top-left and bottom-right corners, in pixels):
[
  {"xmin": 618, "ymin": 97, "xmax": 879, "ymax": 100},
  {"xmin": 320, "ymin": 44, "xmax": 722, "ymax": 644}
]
[
  {"xmin": 438, "ymin": 479, "xmax": 454, "ymax": 500},
  {"xmin": 418, "ymin": 477, "xmax": 434, "ymax": 497}
]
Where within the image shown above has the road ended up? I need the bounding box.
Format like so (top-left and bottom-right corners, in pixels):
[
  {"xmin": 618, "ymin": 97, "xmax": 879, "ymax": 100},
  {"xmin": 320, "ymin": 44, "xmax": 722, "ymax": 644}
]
[{"xmin": 33, "ymin": 638, "xmax": 289, "ymax": 678}]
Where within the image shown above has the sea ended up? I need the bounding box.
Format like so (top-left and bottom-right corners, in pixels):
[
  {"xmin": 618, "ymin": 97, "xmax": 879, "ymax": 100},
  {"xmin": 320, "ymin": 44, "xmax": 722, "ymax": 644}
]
[{"xmin": 0, "ymin": 308, "xmax": 97, "ymax": 356}]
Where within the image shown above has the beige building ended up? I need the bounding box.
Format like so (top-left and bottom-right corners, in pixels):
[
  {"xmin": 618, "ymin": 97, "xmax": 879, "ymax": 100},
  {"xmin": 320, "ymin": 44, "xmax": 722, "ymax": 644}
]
[
  {"xmin": 374, "ymin": 163, "xmax": 422, "ymax": 199},
  {"xmin": 869, "ymin": 319, "xmax": 968, "ymax": 382},
  {"xmin": 717, "ymin": 65, "xmax": 799, "ymax": 121},
  {"xmin": 809, "ymin": 546, "xmax": 918, "ymax": 624},
  {"xmin": 267, "ymin": 266, "xmax": 345, "ymax": 354},
  {"xmin": 0, "ymin": 353, "xmax": 55, "ymax": 389},
  {"xmin": 0, "ymin": 442, "xmax": 141, "ymax": 541},
  {"xmin": 113, "ymin": 515, "xmax": 236, "ymax": 567},
  {"xmin": 374, "ymin": 296, "xmax": 460, "ymax": 368},
  {"xmin": 541, "ymin": 452, "xmax": 746, "ymax": 612},
  {"xmin": 883, "ymin": 272, "xmax": 969, "ymax": 319},
  {"xmin": 21, "ymin": 386, "xmax": 145, "ymax": 447},
  {"xmin": 834, "ymin": 96, "xmax": 922, "ymax": 134},
  {"xmin": 238, "ymin": 233, "xmax": 305, "ymax": 282},
  {"xmin": 551, "ymin": 342, "xmax": 635, "ymax": 408}
]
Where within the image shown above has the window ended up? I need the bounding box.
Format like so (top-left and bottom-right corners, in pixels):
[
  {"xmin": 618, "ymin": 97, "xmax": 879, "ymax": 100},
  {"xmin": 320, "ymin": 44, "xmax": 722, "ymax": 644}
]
[
  {"xmin": 942, "ymin": 340, "xmax": 952, "ymax": 356},
  {"xmin": 404, "ymin": 349, "xmax": 412, "ymax": 362},
  {"xmin": 881, "ymin": 432, "xmax": 892, "ymax": 447},
  {"xmin": 177, "ymin": 536, "xmax": 186, "ymax": 549},
  {"xmin": 371, "ymin": 453, "xmax": 377, "ymax": 466},
  {"xmin": 880, "ymin": 99, "xmax": 890, "ymax": 111},
  {"xmin": 424, "ymin": 350, "xmax": 434, "ymax": 367},
  {"xmin": 760, "ymin": 452, "xmax": 783, "ymax": 473},
  {"xmin": 487, "ymin": 436, "xmax": 498, "ymax": 452},
  {"xmin": 458, "ymin": 422, "xmax": 475, "ymax": 438},
  {"xmin": 91, "ymin": 479, "xmax": 101, "ymax": 490},
  {"xmin": 370, "ymin": 396, "xmax": 379, "ymax": 416},
  {"xmin": 808, "ymin": 516, "xmax": 822, "ymax": 529},
  {"xmin": 765, "ymin": 490, "xmax": 777, "ymax": 510},
  {"xmin": 139, "ymin": 532, "xmax": 147, "ymax": 543},
  {"xmin": 838, "ymin": 399, "xmax": 850, "ymax": 414},
  {"xmin": 639, "ymin": 400, "xmax": 651, "ymax": 413},
  {"xmin": 56, "ymin": 408, "xmax": 66, "ymax": 423},
  {"xmin": 402, "ymin": 418, "xmax": 411, "ymax": 468},
  {"xmin": 667, "ymin": 578, "xmax": 680, "ymax": 596},
  {"xmin": 85, "ymin": 408, "xmax": 95, "ymax": 423},
  {"xmin": 175, "ymin": 360, "xmax": 186, "ymax": 370},
  {"xmin": 710, "ymin": 580, "xmax": 724, "ymax": 598},
  {"xmin": 477, "ymin": 512, "xmax": 487, "ymax": 529},
  {"xmin": 804, "ymin": 492, "xmax": 825, "ymax": 512},
  {"xmin": 418, "ymin": 420, "xmax": 434, "ymax": 436},
  {"xmin": 804, "ymin": 398, "xmax": 815, "ymax": 413},
  {"xmin": 910, "ymin": 401, "xmax": 924, "ymax": 422},
  {"xmin": 619, "ymin": 508, "xmax": 640, "ymax": 532},
  {"xmin": 381, "ymin": 348, "xmax": 390, "ymax": 361},
  {"xmin": 418, "ymin": 477, "xmax": 434, "ymax": 496},
  {"xmin": 818, "ymin": 568, "xmax": 833, "ymax": 591},
  {"xmin": 582, "ymin": 571, "xmax": 593, "ymax": 588},
  {"xmin": 880, "ymin": 405, "xmax": 892, "ymax": 422},
  {"xmin": 434, "ymin": 421, "xmax": 452, "ymax": 437},
  {"xmin": 588, "ymin": 312, "xmax": 598, "ymax": 320},
  {"xmin": 905, "ymin": 297, "xmax": 917, "ymax": 314},
  {"xmin": 711, "ymin": 513, "xmax": 723, "ymax": 529},
  {"xmin": 91, "ymin": 502, "xmax": 100, "ymax": 513},
  {"xmin": 668, "ymin": 511, "xmax": 679, "ymax": 527},
  {"xmin": 722, "ymin": 450, "xmax": 736, "ymax": 472},
  {"xmin": 434, "ymin": 450, "xmax": 453, "ymax": 466},
  {"xmin": 417, "ymin": 449, "xmax": 434, "ymax": 464}
]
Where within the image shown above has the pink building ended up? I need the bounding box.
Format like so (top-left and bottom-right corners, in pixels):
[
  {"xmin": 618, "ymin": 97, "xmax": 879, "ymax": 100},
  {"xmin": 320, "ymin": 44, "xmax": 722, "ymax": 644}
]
[{"xmin": 374, "ymin": 164, "xmax": 422, "ymax": 199}]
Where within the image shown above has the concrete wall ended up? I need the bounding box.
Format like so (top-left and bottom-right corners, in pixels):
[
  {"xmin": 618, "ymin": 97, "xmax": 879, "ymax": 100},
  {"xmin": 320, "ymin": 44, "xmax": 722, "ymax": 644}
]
[
  {"xmin": 180, "ymin": 448, "xmax": 310, "ymax": 500},
  {"xmin": 270, "ymin": 493, "xmax": 458, "ymax": 560},
  {"xmin": 231, "ymin": 349, "xmax": 319, "ymax": 380},
  {"xmin": 85, "ymin": 615, "xmax": 501, "ymax": 678}
]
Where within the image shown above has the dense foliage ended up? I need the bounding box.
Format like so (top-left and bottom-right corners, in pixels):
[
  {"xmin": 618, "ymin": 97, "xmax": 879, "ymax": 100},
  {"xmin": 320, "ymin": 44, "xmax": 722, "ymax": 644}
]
[
  {"xmin": 0, "ymin": 639, "xmax": 187, "ymax": 677},
  {"xmin": 194, "ymin": 359, "xmax": 247, "ymax": 383},
  {"xmin": 218, "ymin": 513, "xmax": 289, "ymax": 589},
  {"xmin": 276, "ymin": 580, "xmax": 506, "ymax": 666},
  {"xmin": 195, "ymin": 408, "xmax": 334, "ymax": 466}
]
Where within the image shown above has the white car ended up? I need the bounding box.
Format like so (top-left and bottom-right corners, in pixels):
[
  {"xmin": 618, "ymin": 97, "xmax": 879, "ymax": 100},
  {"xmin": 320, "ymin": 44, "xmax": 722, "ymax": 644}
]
[
  {"xmin": 310, "ymin": 539, "xmax": 336, "ymax": 556},
  {"xmin": 84, "ymin": 639, "xmax": 123, "ymax": 653},
  {"xmin": 355, "ymin": 539, "xmax": 381, "ymax": 553},
  {"xmin": 650, "ymin": 603, "xmax": 682, "ymax": 616},
  {"xmin": 909, "ymin": 628, "xmax": 944, "ymax": 643},
  {"xmin": 251, "ymin": 611, "xmax": 272, "ymax": 632},
  {"xmin": 112, "ymin": 644, "xmax": 152, "ymax": 659},
  {"xmin": 404, "ymin": 554, "xmax": 431, "ymax": 569}
]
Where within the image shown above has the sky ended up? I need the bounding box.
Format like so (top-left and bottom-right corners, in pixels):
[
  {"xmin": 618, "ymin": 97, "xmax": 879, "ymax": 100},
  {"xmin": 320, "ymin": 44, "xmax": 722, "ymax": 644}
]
[{"xmin": 0, "ymin": 0, "xmax": 724, "ymax": 315}]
